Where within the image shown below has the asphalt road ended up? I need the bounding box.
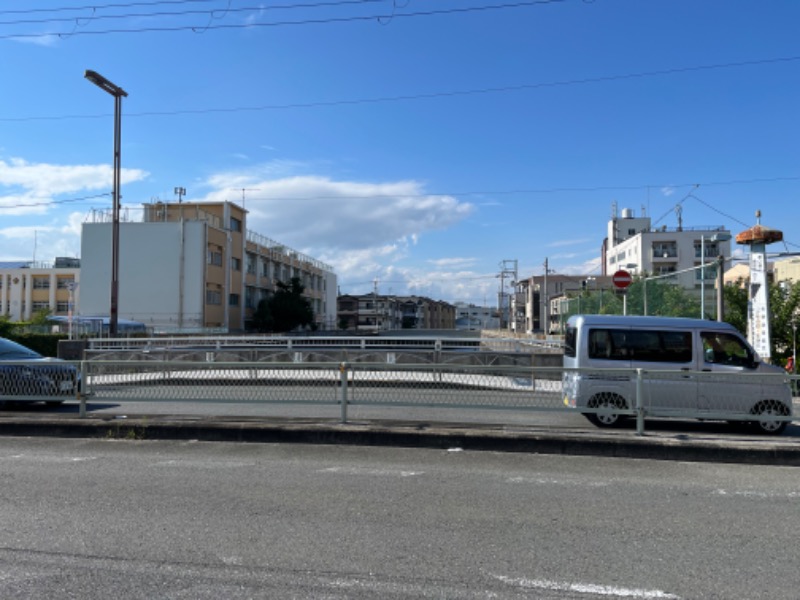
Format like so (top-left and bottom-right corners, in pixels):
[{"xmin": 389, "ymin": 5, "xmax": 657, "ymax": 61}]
[
  {"xmin": 0, "ymin": 437, "xmax": 797, "ymax": 599},
  {"xmin": 5, "ymin": 393, "xmax": 800, "ymax": 440}
]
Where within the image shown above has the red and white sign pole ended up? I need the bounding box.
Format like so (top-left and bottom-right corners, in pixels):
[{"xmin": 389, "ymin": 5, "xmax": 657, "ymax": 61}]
[{"xmin": 612, "ymin": 270, "xmax": 632, "ymax": 315}]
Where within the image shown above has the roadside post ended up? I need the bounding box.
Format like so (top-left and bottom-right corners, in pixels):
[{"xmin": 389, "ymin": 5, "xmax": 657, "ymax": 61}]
[{"xmin": 612, "ymin": 270, "xmax": 632, "ymax": 315}]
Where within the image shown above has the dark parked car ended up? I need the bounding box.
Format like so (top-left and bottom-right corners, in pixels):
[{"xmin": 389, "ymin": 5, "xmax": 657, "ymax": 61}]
[{"xmin": 0, "ymin": 337, "xmax": 79, "ymax": 405}]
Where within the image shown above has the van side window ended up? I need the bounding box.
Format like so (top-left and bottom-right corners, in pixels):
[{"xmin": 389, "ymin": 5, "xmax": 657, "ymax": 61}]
[
  {"xmin": 701, "ymin": 332, "xmax": 753, "ymax": 367},
  {"xmin": 587, "ymin": 329, "xmax": 629, "ymax": 361},
  {"xmin": 588, "ymin": 328, "xmax": 692, "ymax": 363},
  {"xmin": 661, "ymin": 331, "xmax": 693, "ymax": 363}
]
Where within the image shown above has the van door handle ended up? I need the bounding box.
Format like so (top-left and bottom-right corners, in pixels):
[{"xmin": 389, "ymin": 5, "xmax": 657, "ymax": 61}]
[
  {"xmin": 701, "ymin": 368, "xmax": 712, "ymax": 372},
  {"xmin": 680, "ymin": 368, "xmax": 692, "ymax": 378}
]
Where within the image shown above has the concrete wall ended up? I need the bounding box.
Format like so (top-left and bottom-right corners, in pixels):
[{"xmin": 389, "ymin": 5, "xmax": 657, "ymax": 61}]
[{"xmin": 80, "ymin": 221, "xmax": 206, "ymax": 330}]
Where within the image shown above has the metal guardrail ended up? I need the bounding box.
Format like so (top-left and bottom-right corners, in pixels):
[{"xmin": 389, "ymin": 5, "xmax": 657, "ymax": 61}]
[
  {"xmin": 3, "ymin": 359, "xmax": 796, "ymax": 435},
  {"xmin": 83, "ymin": 335, "xmax": 564, "ymax": 353}
]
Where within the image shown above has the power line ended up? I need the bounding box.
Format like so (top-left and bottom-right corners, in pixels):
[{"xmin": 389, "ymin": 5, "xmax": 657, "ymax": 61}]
[
  {"xmin": 4, "ymin": 54, "xmax": 799, "ymax": 123},
  {"xmin": 0, "ymin": 0, "xmax": 219, "ymax": 16},
  {"xmin": 2, "ymin": 176, "xmax": 798, "ymax": 210},
  {"xmin": 0, "ymin": 192, "xmax": 112, "ymax": 211},
  {"xmin": 0, "ymin": 0, "xmax": 383, "ymax": 27},
  {"xmin": 0, "ymin": 0, "xmax": 568, "ymax": 40}
]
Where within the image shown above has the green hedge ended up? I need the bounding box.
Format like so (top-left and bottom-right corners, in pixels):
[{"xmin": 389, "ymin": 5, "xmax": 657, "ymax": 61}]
[{"xmin": 4, "ymin": 333, "xmax": 66, "ymax": 358}]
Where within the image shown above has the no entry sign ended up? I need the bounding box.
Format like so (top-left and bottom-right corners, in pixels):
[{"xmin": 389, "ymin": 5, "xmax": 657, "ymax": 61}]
[{"xmin": 612, "ymin": 269, "xmax": 632, "ymax": 289}]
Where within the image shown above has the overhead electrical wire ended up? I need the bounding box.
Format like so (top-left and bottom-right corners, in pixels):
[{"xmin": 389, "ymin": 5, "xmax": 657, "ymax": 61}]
[
  {"xmin": 0, "ymin": 0, "xmax": 385, "ymax": 27},
  {"xmin": 0, "ymin": 0, "xmax": 567, "ymax": 40},
  {"xmin": 0, "ymin": 0, "xmax": 220, "ymax": 16},
  {"xmin": 2, "ymin": 54, "xmax": 799, "ymax": 123}
]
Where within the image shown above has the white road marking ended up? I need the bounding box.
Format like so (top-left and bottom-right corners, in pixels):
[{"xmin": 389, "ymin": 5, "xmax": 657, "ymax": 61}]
[
  {"xmin": 0, "ymin": 454, "xmax": 97, "ymax": 463},
  {"xmin": 507, "ymin": 476, "xmax": 610, "ymax": 487},
  {"xmin": 714, "ymin": 488, "xmax": 800, "ymax": 499},
  {"xmin": 319, "ymin": 466, "xmax": 423, "ymax": 477},
  {"xmin": 494, "ymin": 575, "xmax": 681, "ymax": 599},
  {"xmin": 153, "ymin": 459, "xmax": 256, "ymax": 468}
]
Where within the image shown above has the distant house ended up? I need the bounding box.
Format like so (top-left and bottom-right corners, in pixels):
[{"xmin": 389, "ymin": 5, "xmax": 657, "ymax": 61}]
[{"xmin": 336, "ymin": 294, "xmax": 455, "ymax": 332}]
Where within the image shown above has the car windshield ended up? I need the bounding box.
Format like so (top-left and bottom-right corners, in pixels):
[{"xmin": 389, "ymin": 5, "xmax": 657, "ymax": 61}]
[{"xmin": 0, "ymin": 338, "xmax": 43, "ymax": 360}]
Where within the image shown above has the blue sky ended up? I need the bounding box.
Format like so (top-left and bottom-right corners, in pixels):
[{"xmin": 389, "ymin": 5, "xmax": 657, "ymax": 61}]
[{"xmin": 1, "ymin": 0, "xmax": 798, "ymax": 305}]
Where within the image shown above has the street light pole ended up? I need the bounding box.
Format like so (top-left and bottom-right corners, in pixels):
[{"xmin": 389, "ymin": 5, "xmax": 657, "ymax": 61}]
[
  {"xmin": 700, "ymin": 232, "xmax": 731, "ymax": 320},
  {"xmin": 84, "ymin": 70, "xmax": 127, "ymax": 337}
]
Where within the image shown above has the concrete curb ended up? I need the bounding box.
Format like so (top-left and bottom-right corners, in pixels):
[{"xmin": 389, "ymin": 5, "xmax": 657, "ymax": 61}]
[{"xmin": 0, "ymin": 416, "xmax": 799, "ymax": 465}]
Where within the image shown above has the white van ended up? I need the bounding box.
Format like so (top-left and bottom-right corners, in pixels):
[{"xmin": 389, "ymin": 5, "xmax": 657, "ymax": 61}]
[{"xmin": 562, "ymin": 315, "xmax": 793, "ymax": 434}]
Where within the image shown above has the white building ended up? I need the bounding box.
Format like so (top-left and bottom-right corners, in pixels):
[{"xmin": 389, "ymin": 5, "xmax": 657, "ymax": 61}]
[
  {"xmin": 603, "ymin": 207, "xmax": 732, "ymax": 286},
  {"xmin": 454, "ymin": 303, "xmax": 500, "ymax": 331},
  {"xmin": 0, "ymin": 260, "xmax": 80, "ymax": 322}
]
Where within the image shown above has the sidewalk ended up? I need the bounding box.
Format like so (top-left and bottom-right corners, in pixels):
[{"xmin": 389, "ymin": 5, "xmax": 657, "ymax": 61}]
[{"xmin": 0, "ymin": 413, "xmax": 798, "ymax": 466}]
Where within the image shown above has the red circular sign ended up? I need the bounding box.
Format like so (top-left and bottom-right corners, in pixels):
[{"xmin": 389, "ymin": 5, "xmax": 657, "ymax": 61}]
[{"xmin": 612, "ymin": 269, "xmax": 632, "ymax": 289}]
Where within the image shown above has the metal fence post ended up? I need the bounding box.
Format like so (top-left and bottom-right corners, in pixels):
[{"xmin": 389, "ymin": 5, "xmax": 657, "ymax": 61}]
[
  {"xmin": 339, "ymin": 362, "xmax": 349, "ymax": 423},
  {"xmin": 79, "ymin": 360, "xmax": 87, "ymax": 419},
  {"xmin": 635, "ymin": 368, "xmax": 645, "ymax": 435}
]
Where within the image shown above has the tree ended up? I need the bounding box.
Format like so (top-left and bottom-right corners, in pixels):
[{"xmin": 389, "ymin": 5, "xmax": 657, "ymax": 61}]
[
  {"xmin": 723, "ymin": 279, "xmax": 800, "ymax": 363},
  {"xmin": 252, "ymin": 277, "xmax": 315, "ymax": 333}
]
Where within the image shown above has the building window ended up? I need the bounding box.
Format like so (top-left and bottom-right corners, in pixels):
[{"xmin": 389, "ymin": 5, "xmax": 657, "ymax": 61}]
[
  {"xmin": 231, "ymin": 257, "xmax": 242, "ymax": 271},
  {"xmin": 230, "ymin": 217, "xmax": 242, "ymax": 232},
  {"xmin": 229, "ymin": 293, "xmax": 240, "ymax": 306},
  {"xmin": 207, "ymin": 249, "xmax": 223, "ymax": 266},
  {"xmin": 32, "ymin": 277, "xmax": 50, "ymax": 289},
  {"xmin": 56, "ymin": 301, "xmax": 70, "ymax": 313},
  {"xmin": 246, "ymin": 254, "xmax": 256, "ymax": 275},
  {"xmin": 206, "ymin": 290, "xmax": 222, "ymax": 305},
  {"xmin": 32, "ymin": 301, "xmax": 50, "ymax": 311},
  {"xmin": 652, "ymin": 242, "xmax": 677, "ymax": 258},
  {"xmin": 57, "ymin": 278, "xmax": 75, "ymax": 289}
]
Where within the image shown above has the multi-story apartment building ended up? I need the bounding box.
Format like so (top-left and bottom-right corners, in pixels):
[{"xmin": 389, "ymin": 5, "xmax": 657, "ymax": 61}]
[
  {"xmin": 0, "ymin": 259, "xmax": 80, "ymax": 322},
  {"xmin": 336, "ymin": 294, "xmax": 455, "ymax": 332},
  {"xmin": 602, "ymin": 207, "xmax": 732, "ymax": 283},
  {"xmin": 80, "ymin": 200, "xmax": 337, "ymax": 333}
]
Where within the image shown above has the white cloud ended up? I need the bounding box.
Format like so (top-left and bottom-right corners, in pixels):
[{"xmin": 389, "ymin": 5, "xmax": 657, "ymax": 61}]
[
  {"xmin": 198, "ymin": 170, "xmax": 474, "ymax": 253},
  {"xmin": 427, "ymin": 257, "xmax": 478, "ymax": 268},
  {"xmin": 0, "ymin": 158, "xmax": 149, "ymax": 215},
  {"xmin": 548, "ymin": 237, "xmax": 593, "ymax": 248},
  {"xmin": 10, "ymin": 34, "xmax": 59, "ymax": 47},
  {"xmin": 0, "ymin": 159, "xmax": 147, "ymax": 262}
]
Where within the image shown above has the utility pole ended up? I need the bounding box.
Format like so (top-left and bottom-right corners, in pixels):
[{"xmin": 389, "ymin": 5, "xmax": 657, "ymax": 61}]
[
  {"xmin": 542, "ymin": 258, "xmax": 549, "ymax": 334},
  {"xmin": 498, "ymin": 260, "xmax": 518, "ymax": 331}
]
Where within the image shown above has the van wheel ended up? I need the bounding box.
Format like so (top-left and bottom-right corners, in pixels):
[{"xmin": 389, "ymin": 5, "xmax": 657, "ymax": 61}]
[
  {"xmin": 749, "ymin": 400, "xmax": 790, "ymax": 435},
  {"xmin": 584, "ymin": 394, "xmax": 627, "ymax": 428}
]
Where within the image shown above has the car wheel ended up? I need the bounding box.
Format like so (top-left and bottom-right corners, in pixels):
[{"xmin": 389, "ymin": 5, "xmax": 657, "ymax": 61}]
[
  {"xmin": 584, "ymin": 393, "xmax": 627, "ymax": 428},
  {"xmin": 749, "ymin": 400, "xmax": 790, "ymax": 435}
]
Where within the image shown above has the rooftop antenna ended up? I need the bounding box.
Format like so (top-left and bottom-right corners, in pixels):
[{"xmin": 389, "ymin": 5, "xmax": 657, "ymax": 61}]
[
  {"xmin": 233, "ymin": 188, "xmax": 260, "ymax": 211},
  {"xmin": 675, "ymin": 204, "xmax": 683, "ymax": 231},
  {"xmin": 174, "ymin": 187, "xmax": 186, "ymax": 203}
]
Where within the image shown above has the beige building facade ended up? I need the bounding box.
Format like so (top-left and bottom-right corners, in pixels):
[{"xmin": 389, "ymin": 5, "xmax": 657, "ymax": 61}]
[{"xmin": 0, "ymin": 260, "xmax": 79, "ymax": 322}]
